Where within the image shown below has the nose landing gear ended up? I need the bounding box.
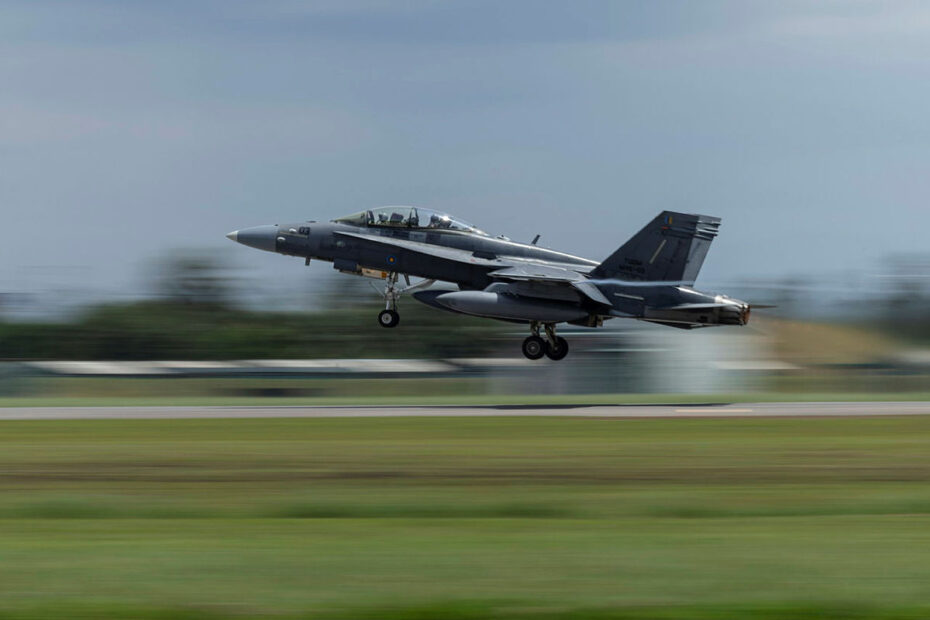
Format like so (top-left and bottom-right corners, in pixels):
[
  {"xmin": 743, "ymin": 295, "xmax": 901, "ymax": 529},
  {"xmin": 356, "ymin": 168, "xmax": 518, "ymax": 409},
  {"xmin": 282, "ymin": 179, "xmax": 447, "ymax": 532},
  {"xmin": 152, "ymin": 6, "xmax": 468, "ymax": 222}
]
[
  {"xmin": 377, "ymin": 273, "xmax": 401, "ymax": 329},
  {"xmin": 374, "ymin": 272, "xmax": 434, "ymax": 328},
  {"xmin": 522, "ymin": 322, "xmax": 569, "ymax": 361},
  {"xmin": 378, "ymin": 309, "xmax": 400, "ymax": 328}
]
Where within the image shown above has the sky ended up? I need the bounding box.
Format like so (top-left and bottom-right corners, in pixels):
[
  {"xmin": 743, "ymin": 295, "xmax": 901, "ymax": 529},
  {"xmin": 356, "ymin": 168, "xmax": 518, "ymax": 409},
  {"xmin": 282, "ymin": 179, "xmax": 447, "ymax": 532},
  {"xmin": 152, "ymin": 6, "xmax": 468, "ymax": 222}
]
[{"xmin": 2, "ymin": 0, "xmax": 929, "ymax": 312}]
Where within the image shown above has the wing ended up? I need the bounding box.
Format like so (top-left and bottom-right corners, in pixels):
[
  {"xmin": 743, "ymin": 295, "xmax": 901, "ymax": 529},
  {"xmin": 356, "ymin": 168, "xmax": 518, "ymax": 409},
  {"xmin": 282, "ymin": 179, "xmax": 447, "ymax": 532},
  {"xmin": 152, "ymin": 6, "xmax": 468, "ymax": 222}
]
[
  {"xmin": 487, "ymin": 264, "xmax": 583, "ymax": 282},
  {"xmin": 337, "ymin": 230, "xmax": 611, "ymax": 308},
  {"xmin": 488, "ymin": 265, "xmax": 611, "ymax": 307}
]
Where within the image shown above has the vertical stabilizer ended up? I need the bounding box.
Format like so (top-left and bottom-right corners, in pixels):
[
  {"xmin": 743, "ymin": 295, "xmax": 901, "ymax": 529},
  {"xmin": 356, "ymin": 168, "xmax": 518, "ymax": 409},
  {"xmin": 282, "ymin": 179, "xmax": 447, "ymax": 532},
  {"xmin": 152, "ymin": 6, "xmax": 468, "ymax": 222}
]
[{"xmin": 591, "ymin": 211, "xmax": 721, "ymax": 284}]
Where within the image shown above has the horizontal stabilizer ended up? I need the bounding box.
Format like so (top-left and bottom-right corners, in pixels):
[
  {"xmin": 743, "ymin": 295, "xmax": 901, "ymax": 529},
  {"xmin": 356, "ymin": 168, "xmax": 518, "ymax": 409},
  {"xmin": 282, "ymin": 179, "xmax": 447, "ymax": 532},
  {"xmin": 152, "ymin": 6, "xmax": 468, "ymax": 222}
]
[
  {"xmin": 662, "ymin": 302, "xmax": 734, "ymax": 311},
  {"xmin": 642, "ymin": 320, "xmax": 705, "ymax": 330}
]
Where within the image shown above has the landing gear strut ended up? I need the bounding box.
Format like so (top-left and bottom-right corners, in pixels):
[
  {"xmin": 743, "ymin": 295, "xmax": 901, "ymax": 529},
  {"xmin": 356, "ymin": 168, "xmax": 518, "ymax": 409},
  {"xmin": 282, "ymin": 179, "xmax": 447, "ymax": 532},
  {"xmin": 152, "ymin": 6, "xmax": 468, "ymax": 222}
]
[
  {"xmin": 377, "ymin": 272, "xmax": 401, "ymax": 329},
  {"xmin": 374, "ymin": 272, "xmax": 435, "ymax": 328},
  {"xmin": 543, "ymin": 323, "xmax": 569, "ymax": 361},
  {"xmin": 522, "ymin": 322, "xmax": 569, "ymax": 361}
]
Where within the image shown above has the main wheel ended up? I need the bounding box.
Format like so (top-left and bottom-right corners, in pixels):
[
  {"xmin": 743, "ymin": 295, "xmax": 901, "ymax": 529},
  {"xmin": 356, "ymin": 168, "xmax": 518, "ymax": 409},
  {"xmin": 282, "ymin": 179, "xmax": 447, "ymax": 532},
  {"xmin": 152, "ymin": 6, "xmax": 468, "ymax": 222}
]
[
  {"xmin": 378, "ymin": 309, "xmax": 400, "ymax": 328},
  {"xmin": 545, "ymin": 336, "xmax": 569, "ymax": 361},
  {"xmin": 521, "ymin": 335, "xmax": 546, "ymax": 360}
]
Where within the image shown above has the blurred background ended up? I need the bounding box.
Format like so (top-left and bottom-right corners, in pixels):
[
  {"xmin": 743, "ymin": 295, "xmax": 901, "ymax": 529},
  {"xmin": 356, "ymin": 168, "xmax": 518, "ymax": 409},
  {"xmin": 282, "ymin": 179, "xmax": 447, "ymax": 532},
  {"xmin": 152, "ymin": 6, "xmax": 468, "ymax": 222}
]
[
  {"xmin": 1, "ymin": 249, "xmax": 929, "ymax": 402},
  {"xmin": 2, "ymin": 1, "xmax": 930, "ymax": 404}
]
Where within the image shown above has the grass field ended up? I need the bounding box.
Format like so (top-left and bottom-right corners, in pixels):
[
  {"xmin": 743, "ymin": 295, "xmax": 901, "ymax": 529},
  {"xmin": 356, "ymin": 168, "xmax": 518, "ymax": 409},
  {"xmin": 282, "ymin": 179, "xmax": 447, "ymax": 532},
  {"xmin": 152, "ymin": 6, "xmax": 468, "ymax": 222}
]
[
  {"xmin": 3, "ymin": 390, "xmax": 930, "ymax": 408},
  {"xmin": 4, "ymin": 371, "xmax": 930, "ymax": 408},
  {"xmin": 2, "ymin": 415, "xmax": 930, "ymax": 618}
]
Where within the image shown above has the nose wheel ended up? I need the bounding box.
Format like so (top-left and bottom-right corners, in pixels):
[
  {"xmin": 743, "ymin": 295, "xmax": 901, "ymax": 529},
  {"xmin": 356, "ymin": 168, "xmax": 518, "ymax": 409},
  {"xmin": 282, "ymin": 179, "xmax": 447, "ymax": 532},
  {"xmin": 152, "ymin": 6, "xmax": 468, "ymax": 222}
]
[
  {"xmin": 378, "ymin": 309, "xmax": 400, "ymax": 328},
  {"xmin": 522, "ymin": 323, "xmax": 570, "ymax": 360}
]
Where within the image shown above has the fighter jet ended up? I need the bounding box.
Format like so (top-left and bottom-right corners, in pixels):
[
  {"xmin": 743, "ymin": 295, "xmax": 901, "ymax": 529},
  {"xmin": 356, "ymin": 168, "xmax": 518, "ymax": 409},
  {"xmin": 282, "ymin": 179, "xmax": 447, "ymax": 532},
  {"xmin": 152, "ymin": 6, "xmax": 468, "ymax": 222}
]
[{"xmin": 227, "ymin": 207, "xmax": 750, "ymax": 360}]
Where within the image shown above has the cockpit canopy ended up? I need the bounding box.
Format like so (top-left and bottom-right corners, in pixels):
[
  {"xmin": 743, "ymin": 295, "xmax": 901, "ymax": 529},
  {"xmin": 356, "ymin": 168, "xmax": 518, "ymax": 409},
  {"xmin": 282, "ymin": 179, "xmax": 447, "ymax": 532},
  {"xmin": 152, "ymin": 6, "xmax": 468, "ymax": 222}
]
[{"xmin": 334, "ymin": 206, "xmax": 486, "ymax": 235}]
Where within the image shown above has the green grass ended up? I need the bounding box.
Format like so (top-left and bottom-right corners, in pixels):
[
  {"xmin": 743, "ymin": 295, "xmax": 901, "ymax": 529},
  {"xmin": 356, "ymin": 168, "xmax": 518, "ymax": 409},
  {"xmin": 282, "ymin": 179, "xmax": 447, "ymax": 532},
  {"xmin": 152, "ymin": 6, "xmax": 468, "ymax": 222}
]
[
  {"xmin": 2, "ymin": 416, "xmax": 930, "ymax": 618},
  {"xmin": 2, "ymin": 391, "xmax": 930, "ymax": 408}
]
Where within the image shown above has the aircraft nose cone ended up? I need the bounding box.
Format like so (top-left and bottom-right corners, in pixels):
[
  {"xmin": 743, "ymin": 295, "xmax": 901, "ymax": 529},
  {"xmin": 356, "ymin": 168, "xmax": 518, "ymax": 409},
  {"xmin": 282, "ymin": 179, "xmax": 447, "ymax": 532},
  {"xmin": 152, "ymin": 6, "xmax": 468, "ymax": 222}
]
[{"xmin": 226, "ymin": 225, "xmax": 278, "ymax": 252}]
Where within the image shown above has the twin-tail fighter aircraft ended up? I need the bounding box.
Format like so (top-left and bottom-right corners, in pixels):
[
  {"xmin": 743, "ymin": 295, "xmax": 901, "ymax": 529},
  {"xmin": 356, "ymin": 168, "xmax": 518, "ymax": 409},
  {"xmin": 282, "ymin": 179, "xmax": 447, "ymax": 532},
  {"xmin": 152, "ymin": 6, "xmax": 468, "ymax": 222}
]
[{"xmin": 227, "ymin": 207, "xmax": 751, "ymax": 360}]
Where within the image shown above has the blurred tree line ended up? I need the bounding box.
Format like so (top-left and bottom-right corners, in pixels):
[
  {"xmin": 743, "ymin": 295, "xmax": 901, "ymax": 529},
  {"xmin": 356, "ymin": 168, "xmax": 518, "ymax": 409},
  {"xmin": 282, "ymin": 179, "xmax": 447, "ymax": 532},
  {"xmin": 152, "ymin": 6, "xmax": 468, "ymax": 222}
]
[
  {"xmin": 0, "ymin": 253, "xmax": 504, "ymax": 360},
  {"xmin": 728, "ymin": 254, "xmax": 930, "ymax": 344},
  {"xmin": 4, "ymin": 251, "xmax": 928, "ymax": 361},
  {"xmin": 879, "ymin": 254, "xmax": 930, "ymax": 342}
]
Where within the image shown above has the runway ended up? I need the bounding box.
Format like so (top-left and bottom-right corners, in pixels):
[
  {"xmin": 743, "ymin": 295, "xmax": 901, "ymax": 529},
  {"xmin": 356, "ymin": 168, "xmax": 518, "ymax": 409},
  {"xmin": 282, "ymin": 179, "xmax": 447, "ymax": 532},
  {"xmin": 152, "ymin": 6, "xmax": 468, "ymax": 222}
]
[{"xmin": 0, "ymin": 401, "xmax": 929, "ymax": 420}]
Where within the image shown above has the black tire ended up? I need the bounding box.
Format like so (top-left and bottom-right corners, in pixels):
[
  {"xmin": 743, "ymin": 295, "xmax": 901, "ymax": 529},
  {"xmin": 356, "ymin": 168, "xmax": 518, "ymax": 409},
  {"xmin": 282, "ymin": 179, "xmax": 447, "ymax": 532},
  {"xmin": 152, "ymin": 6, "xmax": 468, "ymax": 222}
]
[
  {"xmin": 545, "ymin": 336, "xmax": 569, "ymax": 361},
  {"xmin": 521, "ymin": 335, "xmax": 546, "ymax": 360},
  {"xmin": 378, "ymin": 309, "xmax": 400, "ymax": 328}
]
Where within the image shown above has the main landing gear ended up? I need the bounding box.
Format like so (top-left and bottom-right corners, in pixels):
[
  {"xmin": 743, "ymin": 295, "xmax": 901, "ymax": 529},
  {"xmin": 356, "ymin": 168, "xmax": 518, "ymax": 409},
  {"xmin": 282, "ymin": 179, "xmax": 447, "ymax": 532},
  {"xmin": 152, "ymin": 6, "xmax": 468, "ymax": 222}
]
[
  {"xmin": 522, "ymin": 322, "xmax": 569, "ymax": 361},
  {"xmin": 375, "ymin": 272, "xmax": 434, "ymax": 329}
]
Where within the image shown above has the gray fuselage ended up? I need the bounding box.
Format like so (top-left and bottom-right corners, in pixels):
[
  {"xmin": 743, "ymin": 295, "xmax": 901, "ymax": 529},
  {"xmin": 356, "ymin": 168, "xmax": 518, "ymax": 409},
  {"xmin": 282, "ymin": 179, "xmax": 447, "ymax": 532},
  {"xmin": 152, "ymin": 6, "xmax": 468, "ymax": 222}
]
[{"xmin": 246, "ymin": 219, "xmax": 746, "ymax": 328}]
